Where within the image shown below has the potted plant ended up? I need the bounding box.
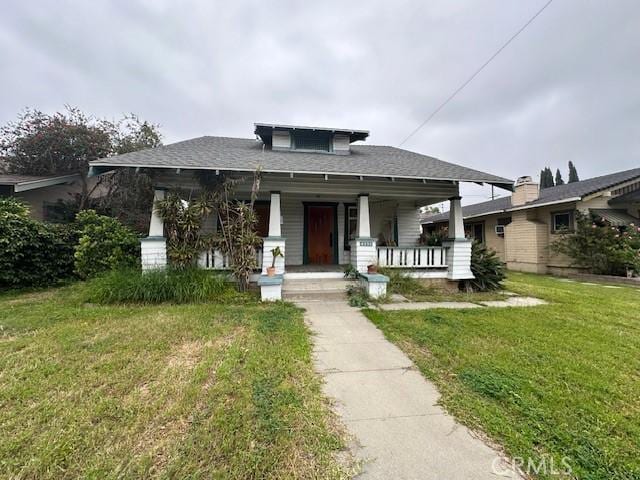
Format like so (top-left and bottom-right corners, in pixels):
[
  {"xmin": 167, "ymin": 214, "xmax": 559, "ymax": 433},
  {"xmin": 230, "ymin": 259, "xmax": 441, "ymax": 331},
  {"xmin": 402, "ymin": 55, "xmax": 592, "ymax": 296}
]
[
  {"xmin": 267, "ymin": 246, "xmax": 283, "ymax": 277},
  {"xmin": 367, "ymin": 263, "xmax": 378, "ymax": 274}
]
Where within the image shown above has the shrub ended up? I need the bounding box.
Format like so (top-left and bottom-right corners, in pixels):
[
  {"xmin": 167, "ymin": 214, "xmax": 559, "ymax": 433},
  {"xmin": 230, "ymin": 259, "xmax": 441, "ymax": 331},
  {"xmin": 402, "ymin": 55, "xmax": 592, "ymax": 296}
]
[
  {"xmin": 419, "ymin": 229, "xmax": 447, "ymax": 246},
  {"xmin": 463, "ymin": 241, "xmax": 505, "ymax": 292},
  {"xmin": 343, "ymin": 263, "xmax": 358, "ymax": 279},
  {"xmin": 379, "ymin": 267, "xmax": 429, "ymax": 297},
  {"xmin": 85, "ymin": 268, "xmax": 243, "ymax": 304},
  {"xmin": 74, "ymin": 210, "xmax": 140, "ymax": 278},
  {"xmin": 345, "ymin": 284, "xmax": 369, "ymax": 307},
  {"xmin": 552, "ymin": 212, "xmax": 640, "ymax": 276},
  {"xmin": 0, "ymin": 198, "xmax": 76, "ymax": 288}
]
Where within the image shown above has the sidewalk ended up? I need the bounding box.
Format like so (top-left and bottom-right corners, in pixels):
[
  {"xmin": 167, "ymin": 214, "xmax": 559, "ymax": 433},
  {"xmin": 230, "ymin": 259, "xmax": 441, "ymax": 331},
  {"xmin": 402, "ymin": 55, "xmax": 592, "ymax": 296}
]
[{"xmin": 295, "ymin": 297, "xmax": 520, "ymax": 479}]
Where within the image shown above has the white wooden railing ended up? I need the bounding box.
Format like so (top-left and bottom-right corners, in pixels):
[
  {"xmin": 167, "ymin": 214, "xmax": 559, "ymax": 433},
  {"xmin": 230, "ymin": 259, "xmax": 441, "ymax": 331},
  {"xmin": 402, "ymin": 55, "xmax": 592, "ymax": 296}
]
[
  {"xmin": 198, "ymin": 247, "xmax": 263, "ymax": 270},
  {"xmin": 377, "ymin": 246, "xmax": 448, "ymax": 268}
]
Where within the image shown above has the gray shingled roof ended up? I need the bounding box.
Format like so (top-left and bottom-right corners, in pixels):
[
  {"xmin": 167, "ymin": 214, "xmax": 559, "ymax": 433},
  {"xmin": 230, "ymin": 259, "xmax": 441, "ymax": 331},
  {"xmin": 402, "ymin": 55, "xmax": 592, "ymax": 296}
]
[
  {"xmin": 422, "ymin": 196, "xmax": 513, "ymax": 223},
  {"xmin": 89, "ymin": 136, "xmax": 513, "ymax": 187},
  {"xmin": 422, "ymin": 167, "xmax": 640, "ymax": 223}
]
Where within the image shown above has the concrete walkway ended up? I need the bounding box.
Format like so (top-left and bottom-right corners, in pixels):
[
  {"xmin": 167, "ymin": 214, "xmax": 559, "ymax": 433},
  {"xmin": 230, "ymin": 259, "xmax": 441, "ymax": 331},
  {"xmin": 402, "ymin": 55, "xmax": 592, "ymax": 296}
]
[{"xmin": 295, "ymin": 296, "xmax": 520, "ymax": 479}]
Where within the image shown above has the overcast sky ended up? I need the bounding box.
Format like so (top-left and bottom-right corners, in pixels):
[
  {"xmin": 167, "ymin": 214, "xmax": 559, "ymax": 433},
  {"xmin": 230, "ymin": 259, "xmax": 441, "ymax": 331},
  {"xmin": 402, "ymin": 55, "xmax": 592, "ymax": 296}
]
[{"xmin": 1, "ymin": 0, "xmax": 639, "ymax": 205}]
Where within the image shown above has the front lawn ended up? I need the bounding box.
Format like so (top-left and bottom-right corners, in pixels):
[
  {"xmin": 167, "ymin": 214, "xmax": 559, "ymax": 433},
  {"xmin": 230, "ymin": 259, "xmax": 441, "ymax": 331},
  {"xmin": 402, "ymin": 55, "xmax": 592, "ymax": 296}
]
[
  {"xmin": 0, "ymin": 286, "xmax": 352, "ymax": 479},
  {"xmin": 365, "ymin": 273, "xmax": 640, "ymax": 479}
]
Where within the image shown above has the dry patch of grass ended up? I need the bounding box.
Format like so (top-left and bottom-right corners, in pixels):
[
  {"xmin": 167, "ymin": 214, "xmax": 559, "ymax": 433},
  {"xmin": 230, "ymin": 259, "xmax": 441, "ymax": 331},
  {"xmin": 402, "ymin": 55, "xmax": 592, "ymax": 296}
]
[{"xmin": 0, "ymin": 285, "xmax": 353, "ymax": 479}]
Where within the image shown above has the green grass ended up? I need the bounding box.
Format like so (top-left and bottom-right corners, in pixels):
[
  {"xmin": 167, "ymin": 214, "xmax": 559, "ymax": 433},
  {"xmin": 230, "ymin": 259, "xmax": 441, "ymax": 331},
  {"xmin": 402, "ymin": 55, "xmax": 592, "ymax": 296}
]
[
  {"xmin": 364, "ymin": 272, "xmax": 640, "ymax": 479},
  {"xmin": 84, "ymin": 268, "xmax": 248, "ymax": 304},
  {"xmin": 0, "ymin": 284, "xmax": 353, "ymax": 479}
]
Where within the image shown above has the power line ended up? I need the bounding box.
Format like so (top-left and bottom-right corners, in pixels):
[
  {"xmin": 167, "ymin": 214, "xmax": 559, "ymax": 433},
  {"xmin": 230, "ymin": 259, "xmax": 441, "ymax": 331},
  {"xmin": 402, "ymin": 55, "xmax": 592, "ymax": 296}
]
[{"xmin": 398, "ymin": 0, "xmax": 554, "ymax": 147}]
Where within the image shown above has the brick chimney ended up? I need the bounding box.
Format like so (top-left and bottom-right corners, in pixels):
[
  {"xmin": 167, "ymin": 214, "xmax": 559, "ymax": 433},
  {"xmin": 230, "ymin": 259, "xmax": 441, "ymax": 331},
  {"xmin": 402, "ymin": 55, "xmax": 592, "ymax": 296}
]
[{"xmin": 511, "ymin": 176, "xmax": 539, "ymax": 206}]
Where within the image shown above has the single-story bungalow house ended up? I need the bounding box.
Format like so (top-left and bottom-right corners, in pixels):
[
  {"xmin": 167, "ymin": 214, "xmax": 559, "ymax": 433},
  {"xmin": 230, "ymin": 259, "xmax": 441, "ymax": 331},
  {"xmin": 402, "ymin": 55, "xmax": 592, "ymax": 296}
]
[
  {"xmin": 89, "ymin": 122, "xmax": 513, "ymax": 299},
  {"xmin": 422, "ymin": 168, "xmax": 640, "ymax": 275},
  {"xmin": 0, "ymin": 173, "xmax": 85, "ymax": 221}
]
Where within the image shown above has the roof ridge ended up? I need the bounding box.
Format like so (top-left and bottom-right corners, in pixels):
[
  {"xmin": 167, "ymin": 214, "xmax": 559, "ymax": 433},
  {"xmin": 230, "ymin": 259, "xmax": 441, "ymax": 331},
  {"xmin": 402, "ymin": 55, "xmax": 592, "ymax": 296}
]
[{"xmin": 541, "ymin": 167, "xmax": 640, "ymax": 192}]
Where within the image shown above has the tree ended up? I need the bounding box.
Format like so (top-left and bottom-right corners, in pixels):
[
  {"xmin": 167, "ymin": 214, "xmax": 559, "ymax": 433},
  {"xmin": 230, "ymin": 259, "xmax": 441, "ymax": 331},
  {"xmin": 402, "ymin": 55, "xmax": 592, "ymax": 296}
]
[
  {"xmin": 539, "ymin": 169, "xmax": 546, "ymax": 188},
  {"xmin": 156, "ymin": 172, "xmax": 263, "ymax": 292},
  {"xmin": 555, "ymin": 168, "xmax": 565, "ymax": 186},
  {"xmin": 540, "ymin": 167, "xmax": 555, "ymax": 189},
  {"xmin": 568, "ymin": 161, "xmax": 579, "ymax": 183},
  {"xmin": 0, "ymin": 107, "xmax": 161, "ymax": 222},
  {"xmin": 422, "ymin": 205, "xmax": 440, "ymax": 214}
]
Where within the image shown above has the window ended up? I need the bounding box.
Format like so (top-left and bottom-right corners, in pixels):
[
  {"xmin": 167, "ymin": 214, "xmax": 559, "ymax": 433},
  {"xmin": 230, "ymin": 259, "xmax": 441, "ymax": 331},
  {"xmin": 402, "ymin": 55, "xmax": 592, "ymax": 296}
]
[
  {"xmin": 254, "ymin": 203, "xmax": 270, "ymax": 238},
  {"xmin": 495, "ymin": 217, "xmax": 511, "ymax": 237},
  {"xmin": 551, "ymin": 211, "xmax": 573, "ymax": 233},
  {"xmin": 344, "ymin": 204, "xmax": 357, "ymax": 249},
  {"xmin": 473, "ymin": 223, "xmax": 484, "ymax": 243},
  {"xmin": 43, "ymin": 200, "xmax": 75, "ymax": 223},
  {"xmin": 464, "ymin": 222, "xmax": 484, "ymax": 243},
  {"xmin": 292, "ymin": 131, "xmax": 331, "ymax": 152}
]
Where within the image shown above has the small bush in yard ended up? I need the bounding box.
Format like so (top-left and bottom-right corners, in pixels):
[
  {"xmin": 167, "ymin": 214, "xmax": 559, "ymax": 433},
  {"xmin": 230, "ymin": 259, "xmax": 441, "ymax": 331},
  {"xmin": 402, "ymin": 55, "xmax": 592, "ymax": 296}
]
[
  {"xmin": 346, "ymin": 284, "xmax": 370, "ymax": 307},
  {"xmin": 553, "ymin": 212, "xmax": 640, "ymax": 276},
  {"xmin": 74, "ymin": 210, "xmax": 140, "ymax": 278},
  {"xmin": 463, "ymin": 241, "xmax": 505, "ymax": 292},
  {"xmin": 0, "ymin": 198, "xmax": 76, "ymax": 288},
  {"xmin": 85, "ymin": 267, "xmax": 244, "ymax": 304},
  {"xmin": 380, "ymin": 267, "xmax": 429, "ymax": 297}
]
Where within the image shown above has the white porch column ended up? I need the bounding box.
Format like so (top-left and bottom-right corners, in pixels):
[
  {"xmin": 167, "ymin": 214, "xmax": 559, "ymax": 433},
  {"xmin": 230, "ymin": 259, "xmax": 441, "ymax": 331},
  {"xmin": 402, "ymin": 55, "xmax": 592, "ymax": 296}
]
[
  {"xmin": 140, "ymin": 188, "xmax": 167, "ymax": 271},
  {"xmin": 448, "ymin": 195, "xmax": 465, "ymax": 239},
  {"xmin": 268, "ymin": 191, "xmax": 281, "ymax": 237},
  {"xmin": 351, "ymin": 194, "xmax": 377, "ymax": 273},
  {"xmin": 357, "ymin": 193, "xmax": 371, "ymax": 238},
  {"xmin": 443, "ymin": 195, "xmax": 474, "ymax": 280},
  {"xmin": 261, "ymin": 191, "xmax": 286, "ymax": 275}
]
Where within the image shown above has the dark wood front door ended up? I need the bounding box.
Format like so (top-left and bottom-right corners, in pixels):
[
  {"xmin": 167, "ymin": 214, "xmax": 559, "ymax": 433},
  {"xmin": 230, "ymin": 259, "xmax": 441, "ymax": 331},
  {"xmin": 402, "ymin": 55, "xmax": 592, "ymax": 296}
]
[{"xmin": 307, "ymin": 205, "xmax": 335, "ymax": 264}]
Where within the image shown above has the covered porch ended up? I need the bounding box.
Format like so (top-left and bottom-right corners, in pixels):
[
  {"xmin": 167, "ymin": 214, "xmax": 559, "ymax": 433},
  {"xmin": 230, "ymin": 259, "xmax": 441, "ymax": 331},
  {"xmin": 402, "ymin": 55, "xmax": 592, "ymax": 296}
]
[{"xmin": 141, "ymin": 171, "xmax": 474, "ymax": 283}]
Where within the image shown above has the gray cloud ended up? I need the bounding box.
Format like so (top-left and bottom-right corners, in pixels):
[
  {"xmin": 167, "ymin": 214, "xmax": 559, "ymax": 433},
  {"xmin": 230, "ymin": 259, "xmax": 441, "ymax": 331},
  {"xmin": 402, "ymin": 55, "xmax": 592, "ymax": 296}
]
[{"xmin": 1, "ymin": 0, "xmax": 639, "ymax": 203}]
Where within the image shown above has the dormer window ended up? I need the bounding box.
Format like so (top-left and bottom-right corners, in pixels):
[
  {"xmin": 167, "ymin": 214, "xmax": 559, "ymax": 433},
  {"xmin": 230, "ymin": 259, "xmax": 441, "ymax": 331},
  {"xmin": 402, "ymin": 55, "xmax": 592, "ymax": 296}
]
[
  {"xmin": 254, "ymin": 123, "xmax": 369, "ymax": 156},
  {"xmin": 292, "ymin": 130, "xmax": 331, "ymax": 152}
]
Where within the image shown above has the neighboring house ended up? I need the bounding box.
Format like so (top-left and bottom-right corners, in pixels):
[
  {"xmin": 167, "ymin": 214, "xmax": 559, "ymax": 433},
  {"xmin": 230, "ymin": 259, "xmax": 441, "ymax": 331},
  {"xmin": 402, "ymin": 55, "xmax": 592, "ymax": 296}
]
[
  {"xmin": 0, "ymin": 173, "xmax": 84, "ymax": 221},
  {"xmin": 422, "ymin": 169, "xmax": 640, "ymax": 274},
  {"xmin": 89, "ymin": 122, "xmax": 513, "ymax": 293}
]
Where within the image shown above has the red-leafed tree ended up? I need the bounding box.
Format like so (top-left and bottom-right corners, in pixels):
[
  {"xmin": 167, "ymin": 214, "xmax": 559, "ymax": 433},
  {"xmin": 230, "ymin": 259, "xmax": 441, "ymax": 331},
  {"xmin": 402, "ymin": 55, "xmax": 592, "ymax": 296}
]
[{"xmin": 0, "ymin": 107, "xmax": 162, "ymax": 230}]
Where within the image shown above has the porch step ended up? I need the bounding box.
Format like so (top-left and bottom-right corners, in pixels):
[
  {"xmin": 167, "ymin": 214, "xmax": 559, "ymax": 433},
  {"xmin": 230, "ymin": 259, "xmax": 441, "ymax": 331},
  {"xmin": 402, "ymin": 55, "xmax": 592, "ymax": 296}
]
[{"xmin": 282, "ymin": 278, "xmax": 355, "ymax": 301}]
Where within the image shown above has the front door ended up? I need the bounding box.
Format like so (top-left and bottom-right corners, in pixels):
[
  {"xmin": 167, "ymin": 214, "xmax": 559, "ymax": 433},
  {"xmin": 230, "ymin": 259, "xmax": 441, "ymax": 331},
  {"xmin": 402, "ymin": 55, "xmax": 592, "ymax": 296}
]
[{"xmin": 307, "ymin": 205, "xmax": 336, "ymax": 264}]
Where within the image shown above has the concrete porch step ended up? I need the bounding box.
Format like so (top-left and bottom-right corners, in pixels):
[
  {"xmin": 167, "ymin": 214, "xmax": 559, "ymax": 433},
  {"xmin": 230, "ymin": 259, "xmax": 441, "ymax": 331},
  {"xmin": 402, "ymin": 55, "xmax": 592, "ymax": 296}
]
[
  {"xmin": 282, "ymin": 279, "xmax": 355, "ymax": 302},
  {"xmin": 283, "ymin": 291, "xmax": 349, "ymax": 302},
  {"xmin": 282, "ymin": 278, "xmax": 355, "ymax": 293}
]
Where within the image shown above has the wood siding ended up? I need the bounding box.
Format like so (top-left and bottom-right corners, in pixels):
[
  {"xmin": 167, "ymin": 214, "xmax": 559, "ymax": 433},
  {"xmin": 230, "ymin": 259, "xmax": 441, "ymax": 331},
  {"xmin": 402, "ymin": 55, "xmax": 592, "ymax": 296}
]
[{"xmin": 279, "ymin": 195, "xmax": 421, "ymax": 266}]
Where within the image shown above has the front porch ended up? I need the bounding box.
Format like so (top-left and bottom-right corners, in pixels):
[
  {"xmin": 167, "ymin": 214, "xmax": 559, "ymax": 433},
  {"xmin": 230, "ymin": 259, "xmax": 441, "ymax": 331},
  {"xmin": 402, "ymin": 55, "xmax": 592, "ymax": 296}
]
[{"xmin": 140, "ymin": 174, "xmax": 475, "ymax": 300}]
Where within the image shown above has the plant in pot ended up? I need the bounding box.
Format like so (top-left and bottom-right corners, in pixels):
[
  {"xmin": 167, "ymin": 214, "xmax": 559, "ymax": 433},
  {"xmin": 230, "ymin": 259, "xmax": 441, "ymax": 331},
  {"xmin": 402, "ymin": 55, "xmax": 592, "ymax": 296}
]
[
  {"xmin": 367, "ymin": 263, "xmax": 378, "ymax": 274},
  {"xmin": 267, "ymin": 246, "xmax": 283, "ymax": 277}
]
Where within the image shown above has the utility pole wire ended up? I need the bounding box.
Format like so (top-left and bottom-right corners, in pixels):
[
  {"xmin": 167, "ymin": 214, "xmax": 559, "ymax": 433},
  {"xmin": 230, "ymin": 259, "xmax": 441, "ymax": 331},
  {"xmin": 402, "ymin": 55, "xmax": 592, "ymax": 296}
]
[{"xmin": 398, "ymin": 0, "xmax": 554, "ymax": 147}]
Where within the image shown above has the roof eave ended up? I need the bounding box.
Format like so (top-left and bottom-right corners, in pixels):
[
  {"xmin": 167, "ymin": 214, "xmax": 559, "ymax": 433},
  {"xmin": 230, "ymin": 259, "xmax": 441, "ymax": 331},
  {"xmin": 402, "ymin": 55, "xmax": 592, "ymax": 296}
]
[
  {"xmin": 9, "ymin": 173, "xmax": 81, "ymax": 192},
  {"xmin": 88, "ymin": 162, "xmax": 513, "ymax": 187},
  {"xmin": 506, "ymin": 197, "xmax": 582, "ymax": 212}
]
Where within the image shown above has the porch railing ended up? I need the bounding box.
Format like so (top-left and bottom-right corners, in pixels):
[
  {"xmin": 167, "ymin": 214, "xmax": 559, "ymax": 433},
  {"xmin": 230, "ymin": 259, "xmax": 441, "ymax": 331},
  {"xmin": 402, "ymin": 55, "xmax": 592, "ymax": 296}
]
[
  {"xmin": 198, "ymin": 247, "xmax": 263, "ymax": 270},
  {"xmin": 377, "ymin": 246, "xmax": 448, "ymax": 268}
]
